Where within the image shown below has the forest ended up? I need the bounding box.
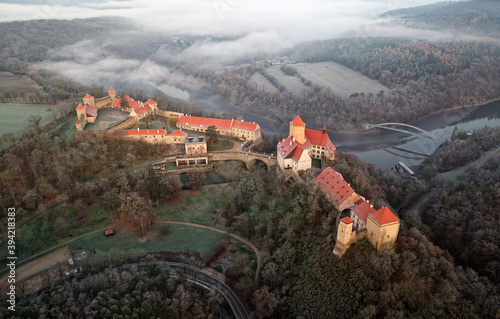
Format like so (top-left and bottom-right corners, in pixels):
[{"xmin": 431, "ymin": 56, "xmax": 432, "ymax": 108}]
[
  {"xmin": 385, "ymin": 0, "xmax": 500, "ymax": 38},
  {"xmin": 2, "ymin": 17, "xmax": 500, "ymax": 132}
]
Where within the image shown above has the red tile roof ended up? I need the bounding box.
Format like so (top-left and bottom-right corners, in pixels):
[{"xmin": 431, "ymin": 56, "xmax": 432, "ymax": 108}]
[
  {"xmin": 170, "ymin": 130, "xmax": 188, "ymax": 136},
  {"xmin": 134, "ymin": 105, "xmax": 151, "ymax": 115},
  {"xmin": 84, "ymin": 93, "xmax": 93, "ymax": 99},
  {"xmin": 75, "ymin": 120, "xmax": 81, "ymax": 124},
  {"xmin": 115, "ymin": 129, "xmax": 188, "ymax": 137},
  {"xmin": 341, "ymin": 216, "xmax": 353, "ymax": 224},
  {"xmin": 305, "ymin": 128, "xmax": 336, "ymax": 151},
  {"xmin": 123, "ymin": 95, "xmax": 133, "ymax": 101},
  {"xmin": 144, "ymin": 99, "xmax": 157, "ymax": 105},
  {"xmin": 125, "ymin": 129, "xmax": 167, "ymax": 135},
  {"xmin": 111, "ymin": 98, "xmax": 121, "ymax": 108},
  {"xmin": 314, "ymin": 167, "xmax": 357, "ymax": 204},
  {"xmin": 231, "ymin": 119, "xmax": 259, "ymax": 132},
  {"xmin": 351, "ymin": 199, "xmax": 375, "ymax": 223},
  {"xmin": 369, "ymin": 207, "xmax": 400, "ymax": 225},
  {"xmin": 76, "ymin": 104, "xmax": 85, "ymax": 110},
  {"xmin": 108, "ymin": 87, "xmax": 115, "ymax": 92},
  {"xmin": 128, "ymin": 101, "xmax": 142, "ymax": 109},
  {"xmin": 85, "ymin": 105, "xmax": 97, "ymax": 118},
  {"xmin": 278, "ymin": 136, "xmax": 297, "ymax": 159},
  {"xmin": 290, "ymin": 115, "xmax": 305, "ymax": 126},
  {"xmin": 177, "ymin": 116, "xmax": 232, "ymax": 130}
]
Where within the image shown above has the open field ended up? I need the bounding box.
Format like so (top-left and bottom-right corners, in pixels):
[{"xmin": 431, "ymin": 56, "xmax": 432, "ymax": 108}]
[
  {"xmin": 68, "ymin": 224, "xmax": 225, "ymax": 257},
  {"xmin": 0, "ymin": 71, "xmax": 41, "ymax": 93},
  {"xmin": 266, "ymin": 65, "xmax": 307, "ymax": 93},
  {"xmin": 293, "ymin": 62, "xmax": 390, "ymax": 98},
  {"xmin": 86, "ymin": 108, "xmax": 130, "ymax": 131},
  {"xmin": 249, "ymin": 72, "xmax": 278, "ymax": 93},
  {"xmin": 0, "ymin": 103, "xmax": 64, "ymax": 136}
]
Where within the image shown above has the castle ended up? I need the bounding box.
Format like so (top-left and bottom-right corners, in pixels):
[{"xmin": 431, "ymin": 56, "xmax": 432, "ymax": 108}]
[
  {"xmin": 75, "ymin": 88, "xmax": 160, "ymax": 133},
  {"xmin": 277, "ymin": 115, "xmax": 336, "ymax": 172},
  {"xmin": 277, "ymin": 115, "xmax": 400, "ymax": 255},
  {"xmin": 314, "ymin": 167, "xmax": 400, "ymax": 256}
]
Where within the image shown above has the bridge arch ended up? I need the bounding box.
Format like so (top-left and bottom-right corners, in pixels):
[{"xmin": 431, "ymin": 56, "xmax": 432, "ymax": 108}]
[
  {"xmin": 366, "ymin": 122, "xmax": 441, "ymax": 142},
  {"xmin": 246, "ymin": 158, "xmax": 269, "ymax": 170}
]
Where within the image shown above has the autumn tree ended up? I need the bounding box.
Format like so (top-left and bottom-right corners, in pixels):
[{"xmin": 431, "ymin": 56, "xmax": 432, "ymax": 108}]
[{"xmin": 206, "ymin": 125, "xmax": 218, "ymax": 143}]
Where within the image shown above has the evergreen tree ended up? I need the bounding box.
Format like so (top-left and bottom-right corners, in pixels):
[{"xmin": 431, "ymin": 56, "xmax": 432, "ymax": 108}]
[{"xmin": 148, "ymin": 165, "xmax": 160, "ymax": 209}]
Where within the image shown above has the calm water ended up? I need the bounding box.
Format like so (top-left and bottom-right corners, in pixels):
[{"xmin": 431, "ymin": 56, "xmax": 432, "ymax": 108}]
[
  {"xmin": 180, "ymin": 85, "xmax": 500, "ymax": 170},
  {"xmin": 351, "ymin": 100, "xmax": 500, "ymax": 169}
]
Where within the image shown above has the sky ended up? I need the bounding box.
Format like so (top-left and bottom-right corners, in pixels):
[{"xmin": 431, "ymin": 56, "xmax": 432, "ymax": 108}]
[{"xmin": 0, "ymin": 0, "xmax": 464, "ymax": 41}]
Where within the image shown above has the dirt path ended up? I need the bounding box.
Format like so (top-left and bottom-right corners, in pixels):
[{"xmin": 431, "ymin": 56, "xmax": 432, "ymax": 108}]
[
  {"xmin": 2, "ymin": 221, "xmax": 262, "ymax": 284},
  {"xmin": 157, "ymin": 221, "xmax": 262, "ymax": 283},
  {"xmin": 15, "ymin": 247, "xmax": 71, "ymax": 281}
]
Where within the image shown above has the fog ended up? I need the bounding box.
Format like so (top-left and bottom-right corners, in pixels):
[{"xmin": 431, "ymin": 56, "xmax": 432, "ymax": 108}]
[
  {"xmin": 0, "ymin": 0, "xmax": 464, "ymax": 40},
  {"xmin": 7, "ymin": 0, "xmax": 467, "ymax": 99}
]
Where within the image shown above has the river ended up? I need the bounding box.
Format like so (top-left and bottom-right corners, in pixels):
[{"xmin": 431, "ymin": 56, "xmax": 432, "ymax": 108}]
[{"xmin": 187, "ymin": 90, "xmax": 500, "ymax": 170}]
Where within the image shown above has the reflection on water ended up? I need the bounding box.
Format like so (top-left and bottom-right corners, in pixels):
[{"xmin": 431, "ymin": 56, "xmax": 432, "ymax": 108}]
[{"xmin": 353, "ymin": 100, "xmax": 500, "ymax": 169}]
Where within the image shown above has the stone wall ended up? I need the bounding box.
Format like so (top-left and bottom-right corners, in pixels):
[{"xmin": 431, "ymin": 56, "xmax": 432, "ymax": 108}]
[{"xmin": 108, "ymin": 117, "xmax": 137, "ymax": 133}]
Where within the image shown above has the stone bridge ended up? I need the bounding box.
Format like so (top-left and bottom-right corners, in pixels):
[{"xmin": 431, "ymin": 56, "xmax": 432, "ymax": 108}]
[{"xmin": 209, "ymin": 151, "xmax": 277, "ymax": 169}]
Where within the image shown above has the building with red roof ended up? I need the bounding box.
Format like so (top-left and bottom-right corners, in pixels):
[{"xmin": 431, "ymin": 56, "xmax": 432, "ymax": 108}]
[
  {"xmin": 112, "ymin": 128, "xmax": 188, "ymax": 144},
  {"xmin": 314, "ymin": 166, "xmax": 400, "ymax": 255},
  {"xmin": 277, "ymin": 115, "xmax": 337, "ymax": 173},
  {"xmin": 314, "ymin": 167, "xmax": 361, "ymax": 211},
  {"xmin": 176, "ymin": 115, "xmax": 261, "ymax": 142}
]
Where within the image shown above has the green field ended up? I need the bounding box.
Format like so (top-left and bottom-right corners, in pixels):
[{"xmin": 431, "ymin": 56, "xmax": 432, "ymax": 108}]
[
  {"xmin": 86, "ymin": 108, "xmax": 130, "ymax": 131},
  {"xmin": 68, "ymin": 224, "xmax": 225, "ymax": 257},
  {"xmin": 0, "ymin": 103, "xmax": 60, "ymax": 136}
]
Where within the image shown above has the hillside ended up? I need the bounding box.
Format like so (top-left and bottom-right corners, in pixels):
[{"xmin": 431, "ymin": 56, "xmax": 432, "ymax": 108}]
[{"xmin": 385, "ymin": 0, "xmax": 500, "ymax": 38}]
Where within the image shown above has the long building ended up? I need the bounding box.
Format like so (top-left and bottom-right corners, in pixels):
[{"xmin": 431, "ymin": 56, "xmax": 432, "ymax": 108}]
[
  {"xmin": 314, "ymin": 167, "xmax": 400, "ymax": 256},
  {"xmin": 176, "ymin": 115, "xmax": 262, "ymax": 142}
]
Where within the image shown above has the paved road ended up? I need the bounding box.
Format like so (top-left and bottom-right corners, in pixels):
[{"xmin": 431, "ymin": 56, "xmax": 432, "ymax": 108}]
[
  {"xmin": 137, "ymin": 262, "xmax": 249, "ymax": 319},
  {"xmin": 413, "ymin": 147, "xmax": 500, "ymax": 213}
]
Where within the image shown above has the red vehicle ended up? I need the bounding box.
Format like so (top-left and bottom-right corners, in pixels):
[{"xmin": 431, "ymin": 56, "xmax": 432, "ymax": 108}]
[
  {"xmin": 105, "ymin": 229, "xmax": 114, "ymax": 236},
  {"xmin": 68, "ymin": 258, "xmax": 75, "ymax": 268}
]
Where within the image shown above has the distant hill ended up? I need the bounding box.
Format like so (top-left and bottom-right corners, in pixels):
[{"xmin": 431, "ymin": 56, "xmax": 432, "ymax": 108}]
[{"xmin": 384, "ymin": 0, "xmax": 500, "ymax": 38}]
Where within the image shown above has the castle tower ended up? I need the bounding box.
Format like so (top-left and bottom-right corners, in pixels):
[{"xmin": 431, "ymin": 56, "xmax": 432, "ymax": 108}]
[
  {"xmin": 366, "ymin": 207, "xmax": 400, "ymax": 251},
  {"xmin": 337, "ymin": 216, "xmax": 353, "ymax": 245},
  {"xmin": 333, "ymin": 216, "xmax": 353, "ymax": 257},
  {"xmin": 76, "ymin": 104, "xmax": 86, "ymax": 121},
  {"xmin": 108, "ymin": 87, "xmax": 116, "ymax": 100},
  {"xmin": 289, "ymin": 115, "xmax": 306, "ymax": 144},
  {"xmin": 82, "ymin": 93, "xmax": 94, "ymax": 107}
]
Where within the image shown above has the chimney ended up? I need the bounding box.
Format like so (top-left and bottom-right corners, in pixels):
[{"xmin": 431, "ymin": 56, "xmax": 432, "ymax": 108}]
[
  {"xmin": 370, "ymin": 204, "xmax": 374, "ymax": 208},
  {"xmin": 290, "ymin": 141, "xmax": 292, "ymax": 146},
  {"xmin": 137, "ymin": 127, "xmax": 139, "ymax": 131},
  {"xmin": 292, "ymin": 137, "xmax": 295, "ymax": 143},
  {"xmin": 322, "ymin": 125, "xmax": 326, "ymax": 134}
]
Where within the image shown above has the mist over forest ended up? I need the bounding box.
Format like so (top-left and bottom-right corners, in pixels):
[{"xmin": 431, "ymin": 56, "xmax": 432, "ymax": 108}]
[{"xmin": 1, "ymin": 1, "xmax": 500, "ymax": 318}]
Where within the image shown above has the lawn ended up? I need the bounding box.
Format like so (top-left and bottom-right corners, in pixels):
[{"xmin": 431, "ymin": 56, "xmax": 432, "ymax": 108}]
[
  {"xmin": 86, "ymin": 108, "xmax": 130, "ymax": 131},
  {"xmin": 293, "ymin": 61, "xmax": 389, "ymax": 98},
  {"xmin": 68, "ymin": 224, "xmax": 225, "ymax": 257},
  {"xmin": 249, "ymin": 72, "xmax": 278, "ymax": 93},
  {"xmin": 0, "ymin": 202, "xmax": 113, "ymax": 262},
  {"xmin": 266, "ymin": 65, "xmax": 307, "ymax": 93},
  {"xmin": 312, "ymin": 158, "xmax": 322, "ymax": 168},
  {"xmin": 0, "ymin": 103, "xmax": 66, "ymax": 136},
  {"xmin": 207, "ymin": 138, "xmax": 234, "ymax": 151}
]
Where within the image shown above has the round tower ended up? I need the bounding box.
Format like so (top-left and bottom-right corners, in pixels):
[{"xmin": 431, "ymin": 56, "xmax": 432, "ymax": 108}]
[
  {"xmin": 108, "ymin": 87, "xmax": 116, "ymax": 100},
  {"xmin": 289, "ymin": 115, "xmax": 306, "ymax": 144}
]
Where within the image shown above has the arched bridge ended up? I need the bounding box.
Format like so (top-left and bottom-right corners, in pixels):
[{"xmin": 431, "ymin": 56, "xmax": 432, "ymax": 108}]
[
  {"xmin": 365, "ymin": 123, "xmax": 442, "ymax": 142},
  {"xmin": 209, "ymin": 151, "xmax": 277, "ymax": 170}
]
